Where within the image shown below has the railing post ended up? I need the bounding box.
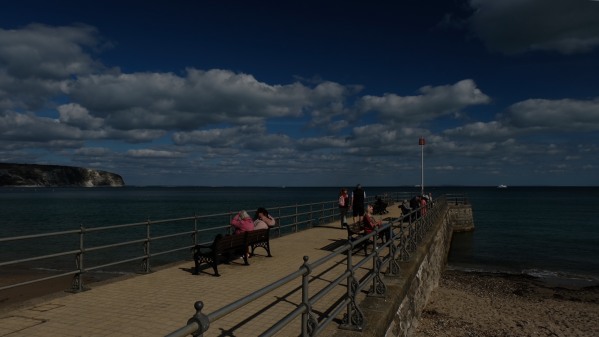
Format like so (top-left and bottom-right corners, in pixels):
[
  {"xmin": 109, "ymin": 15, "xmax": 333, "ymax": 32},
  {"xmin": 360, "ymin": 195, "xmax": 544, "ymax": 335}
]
[
  {"xmin": 192, "ymin": 215, "xmax": 198, "ymax": 246},
  {"xmin": 369, "ymin": 228, "xmax": 386, "ymax": 297},
  {"xmin": 70, "ymin": 225, "xmax": 86, "ymax": 292},
  {"xmin": 186, "ymin": 301, "xmax": 210, "ymax": 337},
  {"xmin": 387, "ymin": 222, "xmax": 401, "ymax": 276},
  {"xmin": 409, "ymin": 213, "xmax": 417, "ymax": 254},
  {"xmin": 300, "ymin": 256, "xmax": 317, "ymax": 337},
  {"xmin": 295, "ymin": 204, "xmax": 299, "ymax": 232},
  {"xmin": 319, "ymin": 203, "xmax": 322, "ymax": 226},
  {"xmin": 339, "ymin": 243, "xmax": 364, "ymax": 332},
  {"xmin": 141, "ymin": 218, "xmax": 151, "ymax": 273}
]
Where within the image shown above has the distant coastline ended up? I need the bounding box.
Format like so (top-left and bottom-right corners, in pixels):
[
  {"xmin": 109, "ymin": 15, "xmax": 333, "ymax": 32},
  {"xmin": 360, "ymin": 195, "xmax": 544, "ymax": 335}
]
[{"xmin": 0, "ymin": 163, "xmax": 125, "ymax": 187}]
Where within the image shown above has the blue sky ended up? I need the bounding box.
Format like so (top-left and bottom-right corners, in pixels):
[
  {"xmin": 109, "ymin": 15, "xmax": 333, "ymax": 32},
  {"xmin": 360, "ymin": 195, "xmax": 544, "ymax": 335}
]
[{"xmin": 1, "ymin": 0, "xmax": 598, "ymax": 187}]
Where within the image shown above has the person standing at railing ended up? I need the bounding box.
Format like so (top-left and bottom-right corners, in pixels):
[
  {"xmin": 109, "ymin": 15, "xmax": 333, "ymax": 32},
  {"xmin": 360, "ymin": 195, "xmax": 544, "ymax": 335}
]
[
  {"xmin": 410, "ymin": 195, "xmax": 421, "ymax": 219},
  {"xmin": 253, "ymin": 207, "xmax": 276, "ymax": 230},
  {"xmin": 351, "ymin": 184, "xmax": 365, "ymax": 224},
  {"xmin": 420, "ymin": 195, "xmax": 428, "ymax": 217},
  {"xmin": 230, "ymin": 210, "xmax": 254, "ymax": 234},
  {"xmin": 338, "ymin": 188, "xmax": 350, "ymax": 227}
]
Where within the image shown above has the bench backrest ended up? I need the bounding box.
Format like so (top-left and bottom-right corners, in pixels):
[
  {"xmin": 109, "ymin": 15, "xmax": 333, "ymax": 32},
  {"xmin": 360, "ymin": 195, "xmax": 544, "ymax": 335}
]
[
  {"xmin": 214, "ymin": 233, "xmax": 247, "ymax": 250},
  {"xmin": 346, "ymin": 222, "xmax": 363, "ymax": 235},
  {"xmin": 246, "ymin": 228, "xmax": 269, "ymax": 244}
]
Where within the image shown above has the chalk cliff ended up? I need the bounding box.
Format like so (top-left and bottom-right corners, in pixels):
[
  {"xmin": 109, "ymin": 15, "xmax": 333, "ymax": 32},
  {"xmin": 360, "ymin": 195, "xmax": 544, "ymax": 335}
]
[{"xmin": 0, "ymin": 163, "xmax": 125, "ymax": 187}]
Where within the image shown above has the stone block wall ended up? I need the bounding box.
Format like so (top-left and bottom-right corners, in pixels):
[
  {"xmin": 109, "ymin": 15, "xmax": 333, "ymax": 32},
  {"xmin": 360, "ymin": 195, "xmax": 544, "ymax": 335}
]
[
  {"xmin": 384, "ymin": 206, "xmax": 455, "ymax": 336},
  {"xmin": 330, "ymin": 202, "xmax": 474, "ymax": 337}
]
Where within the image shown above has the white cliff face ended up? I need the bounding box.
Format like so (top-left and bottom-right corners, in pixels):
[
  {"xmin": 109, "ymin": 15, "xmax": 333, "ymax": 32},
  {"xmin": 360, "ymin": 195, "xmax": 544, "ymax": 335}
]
[{"xmin": 0, "ymin": 163, "xmax": 125, "ymax": 187}]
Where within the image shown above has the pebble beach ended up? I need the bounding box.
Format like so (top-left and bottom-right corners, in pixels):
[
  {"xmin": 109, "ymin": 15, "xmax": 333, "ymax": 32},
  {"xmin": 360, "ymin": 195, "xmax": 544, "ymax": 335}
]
[{"xmin": 414, "ymin": 270, "xmax": 599, "ymax": 337}]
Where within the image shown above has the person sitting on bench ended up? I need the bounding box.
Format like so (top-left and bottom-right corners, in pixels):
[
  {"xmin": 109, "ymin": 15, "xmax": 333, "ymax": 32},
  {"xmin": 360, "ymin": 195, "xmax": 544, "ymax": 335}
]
[
  {"xmin": 373, "ymin": 195, "xmax": 389, "ymax": 214},
  {"xmin": 231, "ymin": 210, "xmax": 254, "ymax": 234},
  {"xmin": 253, "ymin": 207, "xmax": 276, "ymax": 230},
  {"xmin": 363, "ymin": 204, "xmax": 390, "ymax": 243}
]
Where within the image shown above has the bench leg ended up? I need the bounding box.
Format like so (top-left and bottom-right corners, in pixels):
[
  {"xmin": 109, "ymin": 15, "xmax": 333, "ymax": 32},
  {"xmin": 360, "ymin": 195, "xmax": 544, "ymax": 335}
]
[
  {"xmin": 250, "ymin": 242, "xmax": 272, "ymax": 257},
  {"xmin": 212, "ymin": 261, "xmax": 220, "ymax": 277}
]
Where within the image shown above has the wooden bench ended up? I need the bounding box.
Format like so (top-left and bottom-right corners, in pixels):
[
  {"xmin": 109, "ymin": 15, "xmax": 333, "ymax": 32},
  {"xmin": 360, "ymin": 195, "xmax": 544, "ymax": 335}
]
[
  {"xmin": 346, "ymin": 221, "xmax": 369, "ymax": 254},
  {"xmin": 247, "ymin": 228, "xmax": 272, "ymax": 257},
  {"xmin": 193, "ymin": 228, "xmax": 272, "ymax": 277},
  {"xmin": 346, "ymin": 220, "xmax": 391, "ymax": 254}
]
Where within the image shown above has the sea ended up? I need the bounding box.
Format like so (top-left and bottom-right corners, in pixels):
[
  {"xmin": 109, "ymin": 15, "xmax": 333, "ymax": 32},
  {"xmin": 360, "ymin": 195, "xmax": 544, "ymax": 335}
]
[{"xmin": 1, "ymin": 186, "xmax": 598, "ymax": 287}]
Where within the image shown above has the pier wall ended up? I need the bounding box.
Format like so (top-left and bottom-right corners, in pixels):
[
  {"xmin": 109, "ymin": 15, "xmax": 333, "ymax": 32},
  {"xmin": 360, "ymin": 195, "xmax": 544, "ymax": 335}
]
[{"xmin": 340, "ymin": 202, "xmax": 474, "ymax": 337}]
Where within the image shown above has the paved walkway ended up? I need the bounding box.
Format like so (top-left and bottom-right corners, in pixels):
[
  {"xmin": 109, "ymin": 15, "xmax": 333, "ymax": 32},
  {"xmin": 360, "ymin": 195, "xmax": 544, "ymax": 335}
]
[{"xmin": 0, "ymin": 207, "xmax": 402, "ymax": 337}]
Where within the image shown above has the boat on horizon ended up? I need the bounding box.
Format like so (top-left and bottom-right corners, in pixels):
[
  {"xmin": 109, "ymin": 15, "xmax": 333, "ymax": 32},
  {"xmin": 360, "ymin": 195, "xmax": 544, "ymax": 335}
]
[{"xmin": 497, "ymin": 184, "xmax": 507, "ymax": 189}]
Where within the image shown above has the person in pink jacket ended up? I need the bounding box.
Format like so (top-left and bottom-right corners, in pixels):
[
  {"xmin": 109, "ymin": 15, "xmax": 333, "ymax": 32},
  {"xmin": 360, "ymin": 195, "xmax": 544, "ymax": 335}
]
[{"xmin": 230, "ymin": 210, "xmax": 254, "ymax": 234}]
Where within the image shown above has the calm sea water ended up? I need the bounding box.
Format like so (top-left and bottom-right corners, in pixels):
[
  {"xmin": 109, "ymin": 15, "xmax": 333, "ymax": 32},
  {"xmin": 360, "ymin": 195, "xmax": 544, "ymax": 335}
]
[{"xmin": 1, "ymin": 186, "xmax": 598, "ymax": 284}]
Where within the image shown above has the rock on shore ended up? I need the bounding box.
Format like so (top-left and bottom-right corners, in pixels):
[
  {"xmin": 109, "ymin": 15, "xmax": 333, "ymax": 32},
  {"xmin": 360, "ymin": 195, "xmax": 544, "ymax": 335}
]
[{"xmin": 0, "ymin": 163, "xmax": 125, "ymax": 187}]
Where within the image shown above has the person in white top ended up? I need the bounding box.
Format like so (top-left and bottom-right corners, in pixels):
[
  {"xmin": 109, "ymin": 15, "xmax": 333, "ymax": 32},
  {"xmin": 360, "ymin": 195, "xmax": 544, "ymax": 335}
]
[{"xmin": 253, "ymin": 207, "xmax": 276, "ymax": 230}]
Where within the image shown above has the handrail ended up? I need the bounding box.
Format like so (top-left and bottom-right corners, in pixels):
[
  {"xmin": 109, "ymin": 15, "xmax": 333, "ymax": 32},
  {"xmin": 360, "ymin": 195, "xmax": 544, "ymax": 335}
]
[
  {"xmin": 166, "ymin": 196, "xmax": 451, "ymax": 337},
  {"xmin": 0, "ymin": 191, "xmax": 415, "ymax": 293}
]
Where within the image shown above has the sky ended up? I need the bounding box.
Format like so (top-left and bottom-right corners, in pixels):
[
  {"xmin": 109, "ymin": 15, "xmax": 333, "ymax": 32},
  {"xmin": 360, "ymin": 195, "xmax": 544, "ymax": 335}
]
[{"xmin": 1, "ymin": 0, "xmax": 598, "ymax": 187}]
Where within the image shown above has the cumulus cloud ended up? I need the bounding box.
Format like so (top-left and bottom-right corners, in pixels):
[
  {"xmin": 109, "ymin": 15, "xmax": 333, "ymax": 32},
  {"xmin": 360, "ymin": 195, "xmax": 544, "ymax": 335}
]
[
  {"xmin": 1, "ymin": 21, "xmax": 596, "ymax": 186},
  {"xmin": 0, "ymin": 111, "xmax": 83, "ymax": 141},
  {"xmin": 443, "ymin": 121, "xmax": 514, "ymax": 140},
  {"xmin": 501, "ymin": 98, "xmax": 599, "ymax": 131},
  {"xmin": 468, "ymin": 0, "xmax": 599, "ymax": 54},
  {"xmin": 126, "ymin": 149, "xmax": 184, "ymax": 158},
  {"xmin": 0, "ymin": 23, "xmax": 101, "ymax": 79},
  {"xmin": 0, "ymin": 24, "xmax": 103, "ymax": 111},
  {"xmin": 58, "ymin": 103, "xmax": 104, "ymax": 129},
  {"xmin": 358, "ymin": 80, "xmax": 490, "ymax": 123},
  {"xmin": 67, "ymin": 69, "xmax": 350, "ymax": 131}
]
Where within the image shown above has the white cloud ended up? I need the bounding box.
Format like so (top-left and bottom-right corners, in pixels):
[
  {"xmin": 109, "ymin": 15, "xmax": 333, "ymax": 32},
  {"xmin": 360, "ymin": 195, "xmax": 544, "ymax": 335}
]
[
  {"xmin": 58, "ymin": 103, "xmax": 104, "ymax": 129},
  {"xmin": 468, "ymin": 0, "xmax": 599, "ymax": 54},
  {"xmin": 0, "ymin": 22, "xmax": 597, "ymax": 186},
  {"xmin": 126, "ymin": 149, "xmax": 184, "ymax": 158},
  {"xmin": 0, "ymin": 24, "xmax": 103, "ymax": 111},
  {"xmin": 502, "ymin": 98, "xmax": 599, "ymax": 131},
  {"xmin": 443, "ymin": 121, "xmax": 514, "ymax": 140},
  {"xmin": 68, "ymin": 69, "xmax": 349, "ymax": 131},
  {"xmin": 359, "ymin": 80, "xmax": 490, "ymax": 123}
]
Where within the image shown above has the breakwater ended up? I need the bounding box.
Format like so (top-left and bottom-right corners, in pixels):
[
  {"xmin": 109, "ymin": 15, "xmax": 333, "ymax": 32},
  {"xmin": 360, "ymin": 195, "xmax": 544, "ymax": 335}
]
[
  {"xmin": 334, "ymin": 199, "xmax": 474, "ymax": 337},
  {"xmin": 167, "ymin": 196, "xmax": 473, "ymax": 337}
]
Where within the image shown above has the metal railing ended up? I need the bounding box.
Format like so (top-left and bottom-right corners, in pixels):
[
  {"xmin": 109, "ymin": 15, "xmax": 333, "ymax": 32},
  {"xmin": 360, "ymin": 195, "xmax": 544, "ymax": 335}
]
[
  {"xmin": 0, "ymin": 192, "xmax": 408, "ymax": 293},
  {"xmin": 166, "ymin": 196, "xmax": 451, "ymax": 337}
]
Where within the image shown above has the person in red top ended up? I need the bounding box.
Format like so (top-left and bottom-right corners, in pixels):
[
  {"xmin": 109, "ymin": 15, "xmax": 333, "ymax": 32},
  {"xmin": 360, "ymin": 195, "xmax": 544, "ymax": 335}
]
[
  {"xmin": 338, "ymin": 188, "xmax": 350, "ymax": 227},
  {"xmin": 363, "ymin": 204, "xmax": 390, "ymax": 244},
  {"xmin": 420, "ymin": 195, "xmax": 427, "ymax": 217},
  {"xmin": 363, "ymin": 204, "xmax": 382, "ymax": 233}
]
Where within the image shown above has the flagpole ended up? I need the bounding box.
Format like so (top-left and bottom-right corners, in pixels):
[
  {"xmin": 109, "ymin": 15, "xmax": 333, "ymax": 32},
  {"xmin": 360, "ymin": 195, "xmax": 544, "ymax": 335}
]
[{"xmin": 419, "ymin": 137, "xmax": 425, "ymax": 196}]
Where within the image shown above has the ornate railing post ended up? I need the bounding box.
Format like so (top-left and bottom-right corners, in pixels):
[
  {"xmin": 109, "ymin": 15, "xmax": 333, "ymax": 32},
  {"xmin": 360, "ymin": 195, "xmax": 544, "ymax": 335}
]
[
  {"xmin": 408, "ymin": 216, "xmax": 417, "ymax": 255},
  {"xmin": 340, "ymin": 244, "xmax": 364, "ymax": 332},
  {"xmin": 387, "ymin": 223, "xmax": 401, "ymax": 276},
  {"xmin": 369, "ymin": 228, "xmax": 386, "ymax": 297},
  {"xmin": 300, "ymin": 256, "xmax": 318, "ymax": 337},
  {"xmin": 399, "ymin": 217, "xmax": 409, "ymax": 261}
]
